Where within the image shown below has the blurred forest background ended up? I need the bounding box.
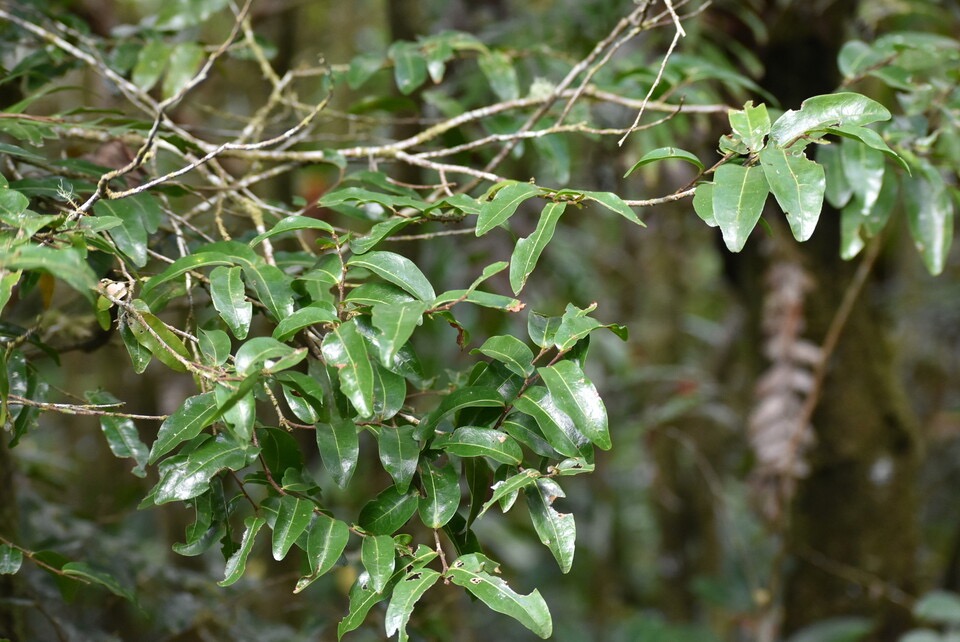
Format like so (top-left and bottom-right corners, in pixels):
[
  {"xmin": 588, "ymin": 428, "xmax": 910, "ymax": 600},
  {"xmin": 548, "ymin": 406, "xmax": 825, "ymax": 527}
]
[{"xmin": 2, "ymin": 0, "xmax": 960, "ymax": 641}]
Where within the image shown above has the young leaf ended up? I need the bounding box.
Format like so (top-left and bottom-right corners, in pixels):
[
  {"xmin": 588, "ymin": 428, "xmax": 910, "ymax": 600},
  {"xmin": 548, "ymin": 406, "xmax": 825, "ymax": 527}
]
[
  {"xmin": 509, "ymin": 201, "xmax": 566, "ymax": 294},
  {"xmin": 419, "ymin": 461, "xmax": 460, "ymax": 529},
  {"xmin": 623, "ymin": 147, "xmax": 704, "ymax": 177},
  {"xmin": 385, "ymin": 568, "xmax": 442, "ymax": 642},
  {"xmin": 316, "ymin": 416, "xmax": 360, "ymax": 489},
  {"xmin": 305, "ymin": 513, "xmax": 350, "ymax": 579},
  {"xmin": 769, "ymin": 92, "xmax": 891, "ymax": 147},
  {"xmin": 728, "ymin": 101, "xmax": 771, "ymax": 153},
  {"xmin": 378, "ymin": 424, "xmax": 420, "ymax": 492},
  {"xmin": 348, "ymin": 251, "xmax": 436, "ymax": 303},
  {"xmin": 272, "ymin": 494, "xmax": 315, "ymax": 561},
  {"xmin": 149, "ymin": 391, "xmax": 219, "ymax": 464},
  {"xmin": 758, "ymin": 145, "xmax": 825, "ymax": 242},
  {"xmin": 475, "ymin": 181, "xmax": 540, "ymax": 236},
  {"xmin": 321, "ymin": 320, "xmax": 376, "ymax": 418},
  {"xmin": 446, "ymin": 553, "xmax": 552, "ymax": 638},
  {"xmin": 85, "ymin": 389, "xmax": 148, "ymax": 477},
  {"xmin": 472, "ymin": 335, "xmax": 535, "ymax": 377},
  {"xmin": 712, "ymin": 164, "xmax": 769, "ymax": 252},
  {"xmin": 537, "ymin": 360, "xmax": 610, "ymax": 450},
  {"xmin": 209, "ymin": 266, "xmax": 252, "ymax": 340},
  {"xmin": 525, "ymin": 478, "xmax": 576, "ymax": 574},
  {"xmin": 444, "ymin": 427, "xmax": 523, "ymax": 466},
  {"xmin": 219, "ymin": 516, "xmax": 266, "ymax": 587},
  {"xmin": 361, "ymin": 534, "xmax": 396, "ymax": 594},
  {"xmin": 358, "ymin": 486, "xmax": 419, "ymax": 535}
]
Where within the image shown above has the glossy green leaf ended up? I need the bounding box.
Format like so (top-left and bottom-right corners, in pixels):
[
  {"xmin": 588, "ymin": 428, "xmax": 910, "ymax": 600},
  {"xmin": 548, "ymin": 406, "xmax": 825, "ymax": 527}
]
[
  {"xmin": 95, "ymin": 199, "xmax": 150, "ymax": 267},
  {"xmin": 525, "ymin": 478, "xmax": 576, "ymax": 573},
  {"xmin": 198, "ymin": 328, "xmax": 231, "ymax": 366},
  {"xmin": 728, "ymin": 101, "xmax": 771, "ymax": 153},
  {"xmin": 624, "ymin": 146, "xmax": 704, "ymax": 177},
  {"xmin": 712, "ymin": 164, "xmax": 768, "ymax": 252},
  {"xmin": 419, "ymin": 461, "xmax": 460, "ymax": 529},
  {"xmin": 419, "ymin": 386, "xmax": 505, "ymax": 438},
  {"xmin": 479, "ymin": 50, "xmax": 519, "ymax": 101},
  {"xmin": 347, "ymin": 282, "xmax": 417, "ymax": 308},
  {"xmin": 361, "ymin": 534, "xmax": 396, "ymax": 594},
  {"xmin": 338, "ymin": 570, "xmax": 400, "ymax": 639},
  {"xmin": 770, "ymin": 92, "xmax": 891, "ymax": 147},
  {"xmin": 172, "ymin": 492, "xmax": 223, "ymax": 557},
  {"xmin": 823, "ymin": 124, "xmax": 909, "ymax": 172},
  {"xmin": 513, "ymin": 386, "xmax": 586, "ymax": 458},
  {"xmin": 235, "ymin": 336, "xmax": 304, "ymax": 376},
  {"xmin": 321, "ymin": 320, "xmax": 375, "ymax": 418},
  {"xmin": 446, "ymin": 553, "xmax": 552, "ymax": 638},
  {"xmin": 431, "ymin": 289, "xmax": 522, "ymax": 311},
  {"xmin": 272, "ymin": 494, "xmax": 314, "ymax": 561},
  {"xmin": 692, "ymin": 182, "xmax": 718, "ymax": 227},
  {"xmin": 303, "ymin": 513, "xmax": 350, "ymax": 582},
  {"xmin": 209, "ymin": 266, "xmax": 252, "ymax": 340},
  {"xmin": 350, "ymin": 217, "xmax": 414, "ymax": 255},
  {"xmin": 841, "ymin": 139, "xmax": 886, "ymax": 218},
  {"xmin": 445, "ymin": 427, "xmax": 523, "ymax": 466},
  {"xmin": 473, "ymin": 335, "xmax": 535, "ymax": 377},
  {"xmin": 385, "ymin": 568, "xmax": 442, "ymax": 642},
  {"xmin": 914, "ymin": 590, "xmax": 960, "ymax": 625},
  {"xmin": 475, "ymin": 181, "xmax": 541, "ymax": 236},
  {"xmin": 538, "ymin": 360, "xmax": 610, "ymax": 450},
  {"xmin": 125, "ymin": 306, "xmax": 191, "ymax": 373},
  {"xmin": 378, "ymin": 424, "xmax": 419, "ymax": 492},
  {"xmin": 219, "ymin": 516, "xmax": 266, "ymax": 587},
  {"xmin": 242, "ymin": 261, "xmax": 296, "ymax": 321},
  {"xmin": 249, "ymin": 215, "xmax": 335, "ymax": 246},
  {"xmin": 162, "ymin": 41, "xmax": 204, "ymax": 99},
  {"xmin": 278, "ymin": 371, "xmax": 325, "ymax": 424},
  {"xmin": 580, "ymin": 191, "xmax": 645, "ymax": 226},
  {"xmin": 317, "ymin": 416, "xmax": 359, "ymax": 488},
  {"xmin": 152, "ymin": 434, "xmax": 254, "ymax": 504},
  {"xmin": 85, "ymin": 389, "xmax": 148, "ymax": 477},
  {"xmin": 509, "ymin": 201, "xmax": 566, "ymax": 294},
  {"xmin": 132, "ymin": 39, "xmax": 171, "ymax": 90},
  {"xmin": 149, "ymin": 391, "xmax": 219, "ymax": 463},
  {"xmin": 61, "ymin": 562, "xmax": 135, "ymax": 602},
  {"xmin": 478, "ymin": 468, "xmax": 540, "ymax": 519},
  {"xmin": 758, "ymin": 145, "xmax": 825, "ymax": 242},
  {"xmin": 372, "ymin": 364, "xmax": 406, "ymax": 420},
  {"xmin": 905, "ymin": 160, "xmax": 954, "ymax": 276},
  {"xmin": 372, "ymin": 301, "xmax": 427, "ymax": 364},
  {"xmin": 818, "ymin": 143, "xmax": 853, "ymax": 209},
  {"xmin": 0, "ymin": 544, "xmax": 23, "ymax": 574},
  {"xmin": 273, "ymin": 301, "xmax": 339, "ymax": 342},
  {"xmin": 140, "ymin": 252, "xmax": 234, "ymax": 299},
  {"xmin": 119, "ymin": 317, "xmax": 152, "ymax": 373},
  {"xmin": 358, "ymin": 486, "xmax": 419, "ymax": 535},
  {"xmin": 348, "ymin": 251, "xmax": 436, "ymax": 303},
  {"xmin": 0, "ymin": 244, "xmax": 97, "ymax": 302},
  {"xmin": 501, "ymin": 413, "xmax": 556, "ymax": 458},
  {"xmin": 527, "ymin": 311, "xmax": 562, "ymax": 349},
  {"xmin": 389, "ymin": 41, "xmax": 428, "ymax": 95},
  {"xmin": 553, "ymin": 303, "xmax": 601, "ymax": 352}
]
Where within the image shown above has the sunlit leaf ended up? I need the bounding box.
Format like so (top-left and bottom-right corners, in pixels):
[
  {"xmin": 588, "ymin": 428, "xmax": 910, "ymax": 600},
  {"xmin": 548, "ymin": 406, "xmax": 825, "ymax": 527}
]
[
  {"xmin": 538, "ymin": 360, "xmax": 610, "ymax": 450},
  {"xmin": 770, "ymin": 92, "xmax": 891, "ymax": 147}
]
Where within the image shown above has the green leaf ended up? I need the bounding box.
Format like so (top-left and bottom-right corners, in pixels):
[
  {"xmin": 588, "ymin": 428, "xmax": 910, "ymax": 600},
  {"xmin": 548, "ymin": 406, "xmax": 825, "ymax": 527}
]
[
  {"xmin": 527, "ymin": 311, "xmax": 562, "ymax": 349},
  {"xmin": 905, "ymin": 160, "xmax": 954, "ymax": 276},
  {"xmin": 378, "ymin": 424, "xmax": 419, "ymax": 493},
  {"xmin": 152, "ymin": 434, "xmax": 254, "ymax": 504},
  {"xmin": 348, "ymin": 251, "xmax": 436, "ymax": 303},
  {"xmin": 445, "ymin": 427, "xmax": 523, "ymax": 466},
  {"xmin": 692, "ymin": 182, "xmax": 718, "ymax": 227},
  {"xmin": 580, "ymin": 191, "xmax": 645, "ymax": 226},
  {"xmin": 389, "ymin": 41, "xmax": 428, "ymax": 95},
  {"xmin": 419, "ymin": 461, "xmax": 460, "ymax": 529},
  {"xmin": 347, "ymin": 52, "xmax": 384, "ymax": 89},
  {"xmin": 149, "ymin": 391, "xmax": 219, "ymax": 463},
  {"xmin": 0, "ymin": 544, "xmax": 23, "ymax": 574},
  {"xmin": 85, "ymin": 389, "xmax": 148, "ymax": 477},
  {"xmin": 61, "ymin": 562, "xmax": 135, "ymax": 602},
  {"xmin": 501, "ymin": 413, "xmax": 556, "ymax": 458},
  {"xmin": 624, "ymin": 146, "xmax": 704, "ymax": 177},
  {"xmin": 478, "ymin": 468, "xmax": 540, "ymax": 519},
  {"xmin": 218, "ymin": 516, "xmax": 266, "ymax": 587},
  {"xmin": 162, "ymin": 41, "xmax": 204, "ymax": 99},
  {"xmin": 302, "ymin": 513, "xmax": 350, "ymax": 584},
  {"xmin": 525, "ymin": 478, "xmax": 576, "ymax": 573},
  {"xmin": 358, "ymin": 486, "xmax": 419, "ymax": 535},
  {"xmin": 473, "ymin": 335, "xmax": 535, "ymax": 377},
  {"xmin": 235, "ymin": 336, "xmax": 304, "ymax": 376},
  {"xmin": 534, "ymin": 135, "xmax": 570, "ymax": 185},
  {"xmin": 272, "ymin": 301, "xmax": 339, "ymax": 342},
  {"xmin": 728, "ymin": 101, "xmax": 771, "ymax": 153},
  {"xmin": 242, "ymin": 261, "xmax": 296, "ymax": 321},
  {"xmin": 119, "ymin": 317, "xmax": 152, "ymax": 373},
  {"xmin": 769, "ymin": 92, "xmax": 892, "ymax": 147},
  {"xmin": 209, "ymin": 266, "xmax": 252, "ymax": 340},
  {"xmin": 914, "ymin": 591, "xmax": 960, "ymax": 625},
  {"xmin": 361, "ymin": 534, "xmax": 396, "ymax": 594},
  {"xmin": 125, "ymin": 305, "xmax": 192, "ymax": 372},
  {"xmin": 537, "ymin": 360, "xmax": 610, "ymax": 450},
  {"xmin": 475, "ymin": 182, "xmax": 541, "ymax": 236},
  {"xmin": 338, "ymin": 570, "xmax": 400, "ymax": 639},
  {"xmin": 321, "ymin": 319, "xmax": 375, "ymax": 418},
  {"xmin": 818, "ymin": 143, "xmax": 852, "ymax": 209},
  {"xmin": 0, "ymin": 244, "xmax": 97, "ymax": 302},
  {"xmin": 272, "ymin": 494, "xmax": 314, "ymax": 561},
  {"xmin": 96, "ymin": 195, "xmax": 162, "ymax": 268},
  {"xmin": 758, "ymin": 145, "xmax": 825, "ymax": 242},
  {"xmin": 317, "ymin": 416, "xmax": 359, "ymax": 488},
  {"xmin": 419, "ymin": 387, "xmax": 505, "ymax": 438},
  {"xmin": 509, "ymin": 201, "xmax": 566, "ymax": 294},
  {"xmin": 132, "ymin": 39, "xmax": 171, "ymax": 91},
  {"xmin": 385, "ymin": 568, "xmax": 442, "ymax": 642},
  {"xmin": 712, "ymin": 163, "xmax": 769, "ymax": 252},
  {"xmin": 198, "ymin": 328, "xmax": 231, "ymax": 366},
  {"xmin": 372, "ymin": 301, "xmax": 427, "ymax": 364},
  {"xmin": 446, "ymin": 553, "xmax": 552, "ymax": 638},
  {"xmin": 513, "ymin": 386, "xmax": 586, "ymax": 458},
  {"xmin": 553, "ymin": 303, "xmax": 601, "ymax": 352},
  {"xmin": 822, "ymin": 124, "xmax": 909, "ymax": 173},
  {"xmin": 140, "ymin": 252, "xmax": 235, "ymax": 299},
  {"xmin": 479, "ymin": 50, "xmax": 519, "ymax": 101},
  {"xmin": 784, "ymin": 617, "xmax": 874, "ymax": 642},
  {"xmin": 350, "ymin": 217, "xmax": 415, "ymax": 255},
  {"xmin": 249, "ymin": 215, "xmax": 335, "ymax": 246}
]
